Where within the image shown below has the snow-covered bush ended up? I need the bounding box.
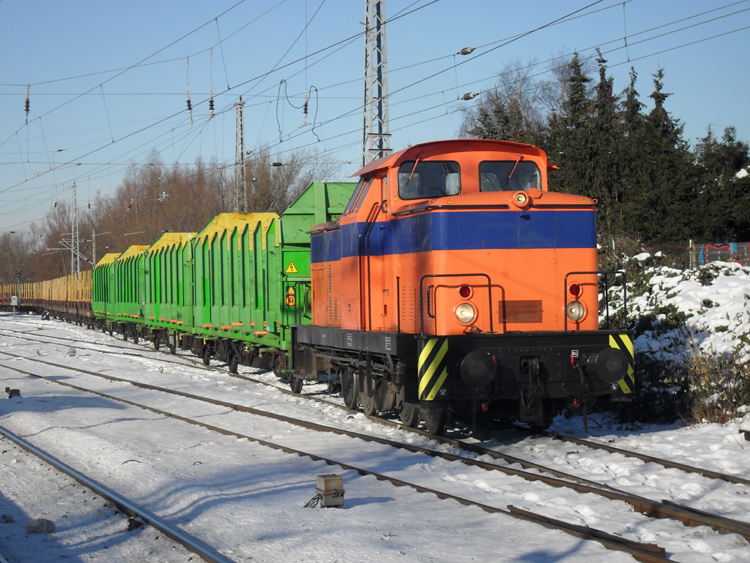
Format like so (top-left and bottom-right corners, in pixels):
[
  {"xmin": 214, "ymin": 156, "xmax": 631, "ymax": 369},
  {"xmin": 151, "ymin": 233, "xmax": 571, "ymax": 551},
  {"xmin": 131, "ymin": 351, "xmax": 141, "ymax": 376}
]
[{"xmin": 601, "ymin": 251, "xmax": 750, "ymax": 424}]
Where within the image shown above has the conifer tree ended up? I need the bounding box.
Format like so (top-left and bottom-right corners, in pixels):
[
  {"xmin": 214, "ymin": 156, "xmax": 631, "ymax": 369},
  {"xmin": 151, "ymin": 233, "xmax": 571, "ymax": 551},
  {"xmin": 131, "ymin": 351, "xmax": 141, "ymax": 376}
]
[
  {"xmin": 693, "ymin": 126, "xmax": 750, "ymax": 240},
  {"xmin": 591, "ymin": 51, "xmax": 622, "ymax": 235},
  {"xmin": 622, "ymin": 69, "xmax": 693, "ymax": 241},
  {"xmin": 545, "ymin": 53, "xmax": 594, "ymax": 195}
]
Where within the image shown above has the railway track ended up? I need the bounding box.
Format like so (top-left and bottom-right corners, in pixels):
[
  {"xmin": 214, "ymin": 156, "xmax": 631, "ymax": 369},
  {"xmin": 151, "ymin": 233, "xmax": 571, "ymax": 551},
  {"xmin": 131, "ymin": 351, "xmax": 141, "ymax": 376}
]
[
  {"xmin": 6, "ymin": 347, "xmax": 750, "ymax": 561},
  {"xmin": 0, "ymin": 425, "xmax": 235, "ymax": 563},
  {"xmin": 6, "ymin": 322, "xmax": 750, "ymax": 493},
  {"xmin": 0, "ymin": 351, "xmax": 671, "ymax": 562}
]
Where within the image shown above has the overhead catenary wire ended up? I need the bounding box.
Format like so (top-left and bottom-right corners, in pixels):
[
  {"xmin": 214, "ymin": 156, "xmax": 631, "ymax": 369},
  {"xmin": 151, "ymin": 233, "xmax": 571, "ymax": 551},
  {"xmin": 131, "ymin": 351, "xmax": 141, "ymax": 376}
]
[
  {"xmin": 0, "ymin": 0, "xmax": 249, "ymax": 152},
  {"xmin": 2, "ymin": 0, "xmax": 748, "ymax": 230},
  {"xmin": 100, "ymin": 86, "xmax": 115, "ymax": 143},
  {"xmin": 0, "ymin": 0, "xmax": 433, "ymax": 198}
]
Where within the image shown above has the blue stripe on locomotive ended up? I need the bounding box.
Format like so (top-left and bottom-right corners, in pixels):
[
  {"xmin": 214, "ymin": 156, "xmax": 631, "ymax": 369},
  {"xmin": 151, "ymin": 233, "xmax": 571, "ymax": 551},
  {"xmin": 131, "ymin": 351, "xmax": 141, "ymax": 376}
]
[{"xmin": 311, "ymin": 210, "xmax": 596, "ymax": 264}]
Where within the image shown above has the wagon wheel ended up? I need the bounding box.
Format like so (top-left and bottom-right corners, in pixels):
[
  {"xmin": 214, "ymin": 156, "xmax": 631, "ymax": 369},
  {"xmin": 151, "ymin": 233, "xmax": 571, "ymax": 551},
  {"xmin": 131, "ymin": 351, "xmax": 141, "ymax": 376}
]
[
  {"xmin": 153, "ymin": 335, "xmax": 160, "ymax": 351},
  {"xmin": 340, "ymin": 370, "xmax": 358, "ymax": 410},
  {"xmin": 229, "ymin": 353, "xmax": 240, "ymax": 375},
  {"xmin": 122, "ymin": 328, "xmax": 128, "ymax": 342},
  {"xmin": 168, "ymin": 339, "xmax": 177, "ymax": 354},
  {"xmin": 132, "ymin": 332, "xmax": 139, "ymax": 344},
  {"xmin": 423, "ymin": 407, "xmax": 447, "ymax": 435},
  {"xmin": 289, "ymin": 376, "xmax": 303, "ymax": 394},
  {"xmin": 202, "ymin": 348, "xmax": 211, "ymax": 366}
]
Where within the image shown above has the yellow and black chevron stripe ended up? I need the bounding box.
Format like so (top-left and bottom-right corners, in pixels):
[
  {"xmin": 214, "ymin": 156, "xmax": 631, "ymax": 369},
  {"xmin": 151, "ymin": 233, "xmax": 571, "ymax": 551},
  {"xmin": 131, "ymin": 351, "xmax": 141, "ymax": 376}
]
[
  {"xmin": 418, "ymin": 337, "xmax": 449, "ymax": 401},
  {"xmin": 609, "ymin": 333, "xmax": 635, "ymax": 393}
]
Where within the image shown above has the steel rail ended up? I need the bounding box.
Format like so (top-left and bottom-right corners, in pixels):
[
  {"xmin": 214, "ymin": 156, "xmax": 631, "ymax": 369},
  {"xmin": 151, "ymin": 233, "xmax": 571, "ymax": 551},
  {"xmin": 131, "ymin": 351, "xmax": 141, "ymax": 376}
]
[
  {"xmin": 3, "ymin": 351, "xmax": 750, "ymax": 544},
  {"xmin": 0, "ymin": 425, "xmax": 236, "ymax": 563},
  {"xmin": 0, "ymin": 357, "xmax": 668, "ymax": 563},
  {"xmin": 0, "ymin": 327, "xmax": 176, "ymax": 356},
  {"xmin": 543, "ymin": 430, "xmax": 750, "ymax": 486},
  {"xmin": 6, "ymin": 324, "xmax": 750, "ymax": 491}
]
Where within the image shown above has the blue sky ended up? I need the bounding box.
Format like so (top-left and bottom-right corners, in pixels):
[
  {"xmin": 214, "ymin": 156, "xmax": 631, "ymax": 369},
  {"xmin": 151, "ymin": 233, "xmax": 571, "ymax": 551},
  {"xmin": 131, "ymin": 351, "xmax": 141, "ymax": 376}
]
[{"xmin": 1, "ymin": 0, "xmax": 748, "ymax": 232}]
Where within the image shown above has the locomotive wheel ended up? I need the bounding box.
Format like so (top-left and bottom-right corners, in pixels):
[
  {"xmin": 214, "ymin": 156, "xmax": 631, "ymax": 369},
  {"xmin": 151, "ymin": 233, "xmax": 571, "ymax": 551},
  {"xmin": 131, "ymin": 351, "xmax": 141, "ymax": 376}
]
[
  {"xmin": 133, "ymin": 332, "xmax": 139, "ymax": 344},
  {"xmin": 123, "ymin": 329, "xmax": 128, "ymax": 342},
  {"xmin": 290, "ymin": 376, "xmax": 303, "ymax": 394},
  {"xmin": 423, "ymin": 407, "xmax": 447, "ymax": 435},
  {"xmin": 361, "ymin": 393, "xmax": 379, "ymax": 417},
  {"xmin": 340, "ymin": 371, "xmax": 358, "ymax": 410},
  {"xmin": 153, "ymin": 336, "xmax": 160, "ymax": 351},
  {"xmin": 202, "ymin": 348, "xmax": 211, "ymax": 366},
  {"xmin": 529, "ymin": 399, "xmax": 558, "ymax": 433},
  {"xmin": 399, "ymin": 403, "xmax": 420, "ymax": 428},
  {"xmin": 169, "ymin": 339, "xmax": 177, "ymax": 354}
]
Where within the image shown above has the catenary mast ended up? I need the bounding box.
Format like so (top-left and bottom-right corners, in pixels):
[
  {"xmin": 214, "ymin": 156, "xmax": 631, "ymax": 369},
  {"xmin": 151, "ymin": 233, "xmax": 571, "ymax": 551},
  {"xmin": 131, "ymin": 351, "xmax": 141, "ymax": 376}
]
[
  {"xmin": 234, "ymin": 97, "xmax": 247, "ymax": 213},
  {"xmin": 362, "ymin": 0, "xmax": 391, "ymax": 166}
]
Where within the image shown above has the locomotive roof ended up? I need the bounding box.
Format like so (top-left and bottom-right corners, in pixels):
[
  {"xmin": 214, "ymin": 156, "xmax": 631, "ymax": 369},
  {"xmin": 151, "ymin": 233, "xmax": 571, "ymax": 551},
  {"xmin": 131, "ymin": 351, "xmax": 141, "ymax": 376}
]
[{"xmin": 351, "ymin": 139, "xmax": 553, "ymax": 178}]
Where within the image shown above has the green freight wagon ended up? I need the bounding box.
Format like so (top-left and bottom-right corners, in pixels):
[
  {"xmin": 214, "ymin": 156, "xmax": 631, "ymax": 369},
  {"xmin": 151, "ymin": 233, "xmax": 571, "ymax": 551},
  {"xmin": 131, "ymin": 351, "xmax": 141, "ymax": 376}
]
[
  {"xmin": 93, "ymin": 252, "xmax": 122, "ymax": 325},
  {"xmin": 110, "ymin": 245, "xmax": 148, "ymax": 336},
  {"xmin": 89, "ymin": 182, "xmax": 356, "ymax": 374},
  {"xmin": 186, "ymin": 182, "xmax": 356, "ymax": 372},
  {"xmin": 143, "ymin": 232, "xmax": 195, "ymax": 350}
]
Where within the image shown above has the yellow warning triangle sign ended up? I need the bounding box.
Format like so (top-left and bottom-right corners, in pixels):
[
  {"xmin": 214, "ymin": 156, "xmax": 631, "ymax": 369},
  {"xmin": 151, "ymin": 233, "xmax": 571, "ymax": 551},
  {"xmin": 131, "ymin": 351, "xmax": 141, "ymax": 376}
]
[{"xmin": 285, "ymin": 261, "xmax": 299, "ymax": 274}]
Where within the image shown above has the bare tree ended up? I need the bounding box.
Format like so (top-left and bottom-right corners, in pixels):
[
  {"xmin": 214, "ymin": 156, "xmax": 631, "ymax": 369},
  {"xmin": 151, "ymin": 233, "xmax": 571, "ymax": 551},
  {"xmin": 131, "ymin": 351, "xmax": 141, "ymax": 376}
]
[
  {"xmin": 244, "ymin": 148, "xmax": 343, "ymax": 214},
  {"xmin": 540, "ymin": 49, "xmax": 596, "ymax": 117},
  {"xmin": 460, "ymin": 58, "xmax": 545, "ymax": 143}
]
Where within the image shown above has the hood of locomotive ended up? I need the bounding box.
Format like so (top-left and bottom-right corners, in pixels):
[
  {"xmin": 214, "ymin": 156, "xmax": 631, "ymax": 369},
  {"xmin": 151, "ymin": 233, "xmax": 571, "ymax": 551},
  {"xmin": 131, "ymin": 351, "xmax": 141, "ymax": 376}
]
[
  {"xmin": 397, "ymin": 189, "xmax": 600, "ymax": 337},
  {"xmin": 393, "ymin": 190, "xmax": 634, "ymax": 404}
]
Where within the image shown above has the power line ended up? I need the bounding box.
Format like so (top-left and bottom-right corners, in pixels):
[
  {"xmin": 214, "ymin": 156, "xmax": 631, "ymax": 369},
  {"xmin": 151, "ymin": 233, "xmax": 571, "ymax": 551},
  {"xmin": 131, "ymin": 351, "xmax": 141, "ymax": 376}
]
[{"xmin": 2, "ymin": 0, "xmax": 748, "ymax": 226}]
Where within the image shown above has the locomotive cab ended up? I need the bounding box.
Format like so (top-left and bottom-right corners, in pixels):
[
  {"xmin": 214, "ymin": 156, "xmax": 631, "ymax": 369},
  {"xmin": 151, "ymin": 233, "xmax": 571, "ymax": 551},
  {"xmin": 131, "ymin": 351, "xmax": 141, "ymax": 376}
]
[{"xmin": 297, "ymin": 139, "xmax": 633, "ymax": 434}]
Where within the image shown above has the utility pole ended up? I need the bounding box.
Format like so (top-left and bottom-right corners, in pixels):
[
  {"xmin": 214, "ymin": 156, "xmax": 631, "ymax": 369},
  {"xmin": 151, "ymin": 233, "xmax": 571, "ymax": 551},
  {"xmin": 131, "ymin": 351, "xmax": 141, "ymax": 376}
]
[
  {"xmin": 234, "ymin": 96, "xmax": 247, "ymax": 213},
  {"xmin": 71, "ymin": 182, "xmax": 80, "ymax": 280},
  {"xmin": 362, "ymin": 0, "xmax": 391, "ymax": 166},
  {"xmin": 90, "ymin": 229, "xmax": 112, "ymax": 266}
]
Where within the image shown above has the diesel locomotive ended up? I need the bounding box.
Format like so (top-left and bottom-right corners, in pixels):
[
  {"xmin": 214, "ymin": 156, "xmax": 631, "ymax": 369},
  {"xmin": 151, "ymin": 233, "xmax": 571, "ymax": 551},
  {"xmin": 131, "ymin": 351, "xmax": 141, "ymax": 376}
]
[
  {"xmin": 295, "ymin": 139, "xmax": 633, "ymax": 434},
  {"xmin": 1, "ymin": 139, "xmax": 634, "ymax": 435}
]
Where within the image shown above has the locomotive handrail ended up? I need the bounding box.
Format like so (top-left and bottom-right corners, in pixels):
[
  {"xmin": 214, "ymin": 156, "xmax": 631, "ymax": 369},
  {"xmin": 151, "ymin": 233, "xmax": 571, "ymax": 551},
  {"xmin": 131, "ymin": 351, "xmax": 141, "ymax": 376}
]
[
  {"xmin": 418, "ymin": 273, "xmax": 493, "ymax": 337},
  {"xmin": 392, "ymin": 203, "xmax": 510, "ymax": 216},
  {"xmin": 390, "ymin": 202, "xmax": 600, "ymax": 217},
  {"xmin": 563, "ymin": 270, "xmax": 627, "ymax": 332},
  {"xmin": 358, "ymin": 201, "xmax": 383, "ymax": 330},
  {"xmin": 531, "ymin": 203, "xmax": 601, "ymax": 209}
]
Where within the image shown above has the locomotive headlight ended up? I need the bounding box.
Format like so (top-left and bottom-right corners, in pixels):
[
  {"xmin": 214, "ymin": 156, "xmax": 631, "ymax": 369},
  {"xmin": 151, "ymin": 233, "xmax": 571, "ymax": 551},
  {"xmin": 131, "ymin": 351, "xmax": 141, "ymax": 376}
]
[
  {"xmin": 566, "ymin": 300, "xmax": 586, "ymax": 322},
  {"xmin": 455, "ymin": 302, "xmax": 476, "ymax": 324},
  {"xmin": 512, "ymin": 191, "xmax": 530, "ymax": 208}
]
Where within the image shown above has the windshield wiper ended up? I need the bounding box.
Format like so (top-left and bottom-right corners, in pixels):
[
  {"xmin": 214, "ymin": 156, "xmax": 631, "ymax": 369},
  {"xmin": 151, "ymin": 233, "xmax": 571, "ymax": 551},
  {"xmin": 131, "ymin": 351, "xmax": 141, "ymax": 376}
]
[{"xmin": 501, "ymin": 155, "xmax": 523, "ymax": 190}]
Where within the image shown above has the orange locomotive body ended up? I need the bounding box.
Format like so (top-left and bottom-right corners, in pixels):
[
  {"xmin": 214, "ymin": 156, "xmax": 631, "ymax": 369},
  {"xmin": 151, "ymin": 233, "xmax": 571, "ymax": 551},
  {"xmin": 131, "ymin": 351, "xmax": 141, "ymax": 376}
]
[{"xmin": 294, "ymin": 139, "xmax": 633, "ymax": 433}]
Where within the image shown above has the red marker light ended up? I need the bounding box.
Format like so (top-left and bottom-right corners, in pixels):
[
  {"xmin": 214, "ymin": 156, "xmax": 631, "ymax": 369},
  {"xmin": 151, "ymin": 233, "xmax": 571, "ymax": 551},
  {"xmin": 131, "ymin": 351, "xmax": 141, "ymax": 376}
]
[
  {"xmin": 459, "ymin": 285, "xmax": 472, "ymax": 298},
  {"xmin": 569, "ymin": 283, "xmax": 581, "ymax": 297}
]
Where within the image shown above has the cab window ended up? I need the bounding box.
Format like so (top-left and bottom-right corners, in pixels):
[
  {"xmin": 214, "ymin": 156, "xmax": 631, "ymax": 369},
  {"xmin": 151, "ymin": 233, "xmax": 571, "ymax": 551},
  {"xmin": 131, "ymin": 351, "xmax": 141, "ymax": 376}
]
[
  {"xmin": 344, "ymin": 177, "xmax": 374, "ymax": 215},
  {"xmin": 479, "ymin": 160, "xmax": 541, "ymax": 192},
  {"xmin": 398, "ymin": 161, "xmax": 460, "ymax": 200}
]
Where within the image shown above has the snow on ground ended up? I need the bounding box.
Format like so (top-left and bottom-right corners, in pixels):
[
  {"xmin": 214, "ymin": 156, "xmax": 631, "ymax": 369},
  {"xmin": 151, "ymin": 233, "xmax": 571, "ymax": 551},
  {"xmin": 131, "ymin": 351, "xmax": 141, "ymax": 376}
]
[
  {"xmin": 0, "ymin": 314, "xmax": 635, "ymax": 563},
  {"xmin": 2, "ymin": 270, "xmax": 750, "ymax": 563}
]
